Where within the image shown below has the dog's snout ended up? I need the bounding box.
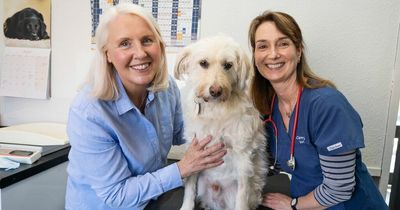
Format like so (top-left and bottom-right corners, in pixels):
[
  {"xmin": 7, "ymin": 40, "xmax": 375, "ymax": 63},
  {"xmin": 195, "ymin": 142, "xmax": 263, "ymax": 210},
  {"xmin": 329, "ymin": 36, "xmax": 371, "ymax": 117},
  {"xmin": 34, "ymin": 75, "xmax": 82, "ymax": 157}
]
[{"xmin": 209, "ymin": 85, "xmax": 222, "ymax": 98}]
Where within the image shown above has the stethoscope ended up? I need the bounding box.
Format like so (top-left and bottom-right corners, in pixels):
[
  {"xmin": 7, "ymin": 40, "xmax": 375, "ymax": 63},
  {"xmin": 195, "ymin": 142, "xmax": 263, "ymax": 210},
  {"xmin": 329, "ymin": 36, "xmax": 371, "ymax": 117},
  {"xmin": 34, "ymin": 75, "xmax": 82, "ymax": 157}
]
[{"xmin": 264, "ymin": 86, "xmax": 302, "ymax": 171}]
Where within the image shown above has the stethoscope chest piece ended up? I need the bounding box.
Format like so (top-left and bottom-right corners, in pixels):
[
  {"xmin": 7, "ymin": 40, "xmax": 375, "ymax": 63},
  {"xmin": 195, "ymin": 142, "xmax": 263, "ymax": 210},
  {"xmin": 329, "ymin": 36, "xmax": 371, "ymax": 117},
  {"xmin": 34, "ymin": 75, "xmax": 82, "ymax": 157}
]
[{"xmin": 287, "ymin": 155, "xmax": 296, "ymax": 170}]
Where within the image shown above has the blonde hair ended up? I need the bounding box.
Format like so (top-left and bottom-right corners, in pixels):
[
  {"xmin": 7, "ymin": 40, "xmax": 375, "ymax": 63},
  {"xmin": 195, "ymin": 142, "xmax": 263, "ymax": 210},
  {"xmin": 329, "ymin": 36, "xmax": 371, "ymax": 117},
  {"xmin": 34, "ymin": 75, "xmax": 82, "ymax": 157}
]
[
  {"xmin": 87, "ymin": 3, "xmax": 168, "ymax": 100},
  {"xmin": 248, "ymin": 11, "xmax": 335, "ymax": 115}
]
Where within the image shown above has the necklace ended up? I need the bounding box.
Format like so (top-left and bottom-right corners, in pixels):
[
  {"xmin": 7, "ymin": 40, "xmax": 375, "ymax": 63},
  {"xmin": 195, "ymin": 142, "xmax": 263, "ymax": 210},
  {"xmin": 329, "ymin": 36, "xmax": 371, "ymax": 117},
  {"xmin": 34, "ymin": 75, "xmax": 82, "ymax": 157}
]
[
  {"xmin": 285, "ymin": 111, "xmax": 292, "ymax": 118},
  {"xmin": 280, "ymin": 101, "xmax": 295, "ymax": 119},
  {"xmin": 281, "ymin": 89, "xmax": 299, "ymax": 119}
]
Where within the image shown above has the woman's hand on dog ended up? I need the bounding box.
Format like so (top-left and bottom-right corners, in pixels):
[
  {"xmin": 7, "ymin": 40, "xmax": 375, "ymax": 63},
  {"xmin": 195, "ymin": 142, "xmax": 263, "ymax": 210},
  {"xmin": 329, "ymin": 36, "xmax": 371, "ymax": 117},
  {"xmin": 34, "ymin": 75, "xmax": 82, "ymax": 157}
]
[
  {"xmin": 177, "ymin": 135, "xmax": 227, "ymax": 178},
  {"xmin": 262, "ymin": 193, "xmax": 292, "ymax": 210}
]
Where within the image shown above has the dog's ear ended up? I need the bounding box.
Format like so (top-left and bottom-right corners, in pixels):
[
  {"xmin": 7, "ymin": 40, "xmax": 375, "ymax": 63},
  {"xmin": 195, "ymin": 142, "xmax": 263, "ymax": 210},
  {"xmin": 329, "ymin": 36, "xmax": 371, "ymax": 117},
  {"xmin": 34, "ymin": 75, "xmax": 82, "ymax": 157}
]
[
  {"xmin": 30, "ymin": 8, "xmax": 49, "ymax": 39},
  {"xmin": 174, "ymin": 46, "xmax": 192, "ymax": 80},
  {"xmin": 236, "ymin": 48, "xmax": 252, "ymax": 90},
  {"xmin": 3, "ymin": 18, "xmax": 13, "ymax": 37},
  {"xmin": 3, "ymin": 13, "xmax": 19, "ymax": 38},
  {"xmin": 39, "ymin": 18, "xmax": 50, "ymax": 39}
]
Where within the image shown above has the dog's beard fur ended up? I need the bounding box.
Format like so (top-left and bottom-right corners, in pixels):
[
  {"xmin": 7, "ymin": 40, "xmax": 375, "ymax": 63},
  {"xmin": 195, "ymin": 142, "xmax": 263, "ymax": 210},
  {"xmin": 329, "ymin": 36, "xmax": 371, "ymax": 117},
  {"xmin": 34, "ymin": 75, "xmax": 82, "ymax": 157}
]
[{"xmin": 175, "ymin": 35, "xmax": 268, "ymax": 210}]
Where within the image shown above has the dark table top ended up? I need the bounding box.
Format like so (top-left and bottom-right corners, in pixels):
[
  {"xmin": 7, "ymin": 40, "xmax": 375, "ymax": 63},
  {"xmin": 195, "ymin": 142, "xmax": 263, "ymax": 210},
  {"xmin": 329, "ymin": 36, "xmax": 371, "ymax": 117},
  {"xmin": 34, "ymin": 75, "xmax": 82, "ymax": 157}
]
[{"xmin": 0, "ymin": 144, "xmax": 70, "ymax": 188}]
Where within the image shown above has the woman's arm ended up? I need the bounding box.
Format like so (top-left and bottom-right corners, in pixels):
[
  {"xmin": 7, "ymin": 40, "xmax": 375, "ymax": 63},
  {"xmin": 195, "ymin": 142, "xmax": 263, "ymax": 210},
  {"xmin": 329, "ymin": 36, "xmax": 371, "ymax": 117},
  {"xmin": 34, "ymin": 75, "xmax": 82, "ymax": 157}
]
[
  {"xmin": 313, "ymin": 150, "xmax": 356, "ymax": 207},
  {"xmin": 262, "ymin": 151, "xmax": 356, "ymax": 210}
]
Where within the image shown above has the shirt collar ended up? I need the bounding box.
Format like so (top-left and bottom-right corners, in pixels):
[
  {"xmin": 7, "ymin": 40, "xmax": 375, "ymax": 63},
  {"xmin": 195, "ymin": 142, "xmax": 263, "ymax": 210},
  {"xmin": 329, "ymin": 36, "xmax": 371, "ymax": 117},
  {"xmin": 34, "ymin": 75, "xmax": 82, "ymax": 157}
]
[{"xmin": 114, "ymin": 74, "xmax": 155, "ymax": 115}]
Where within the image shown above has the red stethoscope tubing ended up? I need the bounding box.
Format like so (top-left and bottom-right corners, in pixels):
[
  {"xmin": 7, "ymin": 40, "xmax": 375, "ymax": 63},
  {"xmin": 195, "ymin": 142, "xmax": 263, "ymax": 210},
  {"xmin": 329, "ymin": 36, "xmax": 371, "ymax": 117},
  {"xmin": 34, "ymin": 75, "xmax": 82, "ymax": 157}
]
[
  {"xmin": 290, "ymin": 87, "xmax": 302, "ymax": 158},
  {"xmin": 264, "ymin": 86, "xmax": 303, "ymax": 163}
]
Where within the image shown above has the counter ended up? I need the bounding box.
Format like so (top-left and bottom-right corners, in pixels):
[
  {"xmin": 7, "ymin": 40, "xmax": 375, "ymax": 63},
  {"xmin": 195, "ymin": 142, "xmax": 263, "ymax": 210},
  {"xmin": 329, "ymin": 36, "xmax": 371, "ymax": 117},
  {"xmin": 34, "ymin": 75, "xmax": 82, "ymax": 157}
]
[{"xmin": 0, "ymin": 145, "xmax": 70, "ymax": 210}]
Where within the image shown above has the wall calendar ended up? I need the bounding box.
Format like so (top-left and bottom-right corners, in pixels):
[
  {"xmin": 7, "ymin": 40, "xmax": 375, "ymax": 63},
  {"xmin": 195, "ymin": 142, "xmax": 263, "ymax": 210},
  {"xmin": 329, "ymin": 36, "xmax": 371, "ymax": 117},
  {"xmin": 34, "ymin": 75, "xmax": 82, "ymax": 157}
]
[{"xmin": 91, "ymin": 0, "xmax": 201, "ymax": 51}]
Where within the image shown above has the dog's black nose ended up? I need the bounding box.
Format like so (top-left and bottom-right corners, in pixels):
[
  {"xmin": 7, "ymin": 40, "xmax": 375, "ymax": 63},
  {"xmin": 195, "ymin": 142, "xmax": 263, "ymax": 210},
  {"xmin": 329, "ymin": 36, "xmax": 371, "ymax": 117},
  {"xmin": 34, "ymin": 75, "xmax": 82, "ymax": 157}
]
[{"xmin": 209, "ymin": 85, "xmax": 222, "ymax": 98}]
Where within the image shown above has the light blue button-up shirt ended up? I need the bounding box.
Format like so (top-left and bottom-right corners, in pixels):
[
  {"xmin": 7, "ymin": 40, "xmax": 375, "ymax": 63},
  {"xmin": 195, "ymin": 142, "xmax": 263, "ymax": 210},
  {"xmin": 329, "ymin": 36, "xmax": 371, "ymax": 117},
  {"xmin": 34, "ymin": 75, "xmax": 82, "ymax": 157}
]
[{"xmin": 65, "ymin": 75, "xmax": 185, "ymax": 210}]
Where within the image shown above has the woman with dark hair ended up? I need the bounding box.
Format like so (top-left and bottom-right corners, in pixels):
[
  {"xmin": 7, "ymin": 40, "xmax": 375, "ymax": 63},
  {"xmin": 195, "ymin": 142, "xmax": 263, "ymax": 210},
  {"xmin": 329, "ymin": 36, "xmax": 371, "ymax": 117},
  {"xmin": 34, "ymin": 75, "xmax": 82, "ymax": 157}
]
[{"xmin": 249, "ymin": 11, "xmax": 388, "ymax": 210}]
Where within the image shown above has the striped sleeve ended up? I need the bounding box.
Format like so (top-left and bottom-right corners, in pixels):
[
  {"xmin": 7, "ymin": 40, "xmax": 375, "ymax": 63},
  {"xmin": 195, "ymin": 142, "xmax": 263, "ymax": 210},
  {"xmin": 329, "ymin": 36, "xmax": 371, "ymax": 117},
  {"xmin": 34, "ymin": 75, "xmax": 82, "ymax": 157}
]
[{"xmin": 313, "ymin": 150, "xmax": 356, "ymax": 207}]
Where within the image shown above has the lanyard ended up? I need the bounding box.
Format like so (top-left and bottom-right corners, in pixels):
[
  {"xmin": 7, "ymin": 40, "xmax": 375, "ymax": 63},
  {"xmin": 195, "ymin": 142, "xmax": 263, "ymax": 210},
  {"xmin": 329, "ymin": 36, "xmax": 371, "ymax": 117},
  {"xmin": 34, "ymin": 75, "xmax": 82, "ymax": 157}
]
[{"xmin": 265, "ymin": 86, "xmax": 302, "ymax": 170}]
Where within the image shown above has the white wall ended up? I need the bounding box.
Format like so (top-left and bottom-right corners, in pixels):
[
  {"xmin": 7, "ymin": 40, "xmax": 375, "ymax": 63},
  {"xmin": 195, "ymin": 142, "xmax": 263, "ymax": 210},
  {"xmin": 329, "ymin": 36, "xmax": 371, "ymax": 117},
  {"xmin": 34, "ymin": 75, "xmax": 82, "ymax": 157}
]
[{"xmin": 1, "ymin": 0, "xmax": 399, "ymax": 193}]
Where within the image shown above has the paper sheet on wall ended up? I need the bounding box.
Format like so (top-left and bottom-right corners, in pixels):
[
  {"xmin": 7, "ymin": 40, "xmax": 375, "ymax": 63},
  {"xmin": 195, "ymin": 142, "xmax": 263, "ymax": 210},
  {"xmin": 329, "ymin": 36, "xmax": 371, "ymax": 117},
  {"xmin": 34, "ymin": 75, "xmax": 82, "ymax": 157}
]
[
  {"xmin": 0, "ymin": 47, "xmax": 50, "ymax": 99},
  {"xmin": 91, "ymin": 0, "xmax": 201, "ymax": 52}
]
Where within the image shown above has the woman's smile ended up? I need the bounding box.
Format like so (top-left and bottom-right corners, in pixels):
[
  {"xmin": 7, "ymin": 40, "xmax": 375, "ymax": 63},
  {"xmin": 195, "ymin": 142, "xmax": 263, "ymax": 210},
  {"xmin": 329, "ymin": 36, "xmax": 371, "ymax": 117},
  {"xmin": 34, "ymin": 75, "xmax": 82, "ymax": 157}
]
[
  {"xmin": 129, "ymin": 62, "xmax": 151, "ymax": 71},
  {"xmin": 266, "ymin": 62, "xmax": 285, "ymax": 70}
]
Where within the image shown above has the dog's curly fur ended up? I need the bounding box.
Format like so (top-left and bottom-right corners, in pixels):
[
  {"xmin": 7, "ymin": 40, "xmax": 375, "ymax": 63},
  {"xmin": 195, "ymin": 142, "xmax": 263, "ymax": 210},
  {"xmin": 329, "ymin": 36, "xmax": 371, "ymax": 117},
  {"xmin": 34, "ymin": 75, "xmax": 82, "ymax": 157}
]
[
  {"xmin": 3, "ymin": 7, "xmax": 50, "ymax": 41},
  {"xmin": 175, "ymin": 35, "xmax": 268, "ymax": 210}
]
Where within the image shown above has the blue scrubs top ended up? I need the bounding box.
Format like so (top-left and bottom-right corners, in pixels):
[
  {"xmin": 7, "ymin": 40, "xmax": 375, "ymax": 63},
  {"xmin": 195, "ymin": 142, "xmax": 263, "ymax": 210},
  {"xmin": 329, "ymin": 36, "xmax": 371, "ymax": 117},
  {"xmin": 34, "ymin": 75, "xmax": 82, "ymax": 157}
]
[{"xmin": 266, "ymin": 87, "xmax": 388, "ymax": 209}]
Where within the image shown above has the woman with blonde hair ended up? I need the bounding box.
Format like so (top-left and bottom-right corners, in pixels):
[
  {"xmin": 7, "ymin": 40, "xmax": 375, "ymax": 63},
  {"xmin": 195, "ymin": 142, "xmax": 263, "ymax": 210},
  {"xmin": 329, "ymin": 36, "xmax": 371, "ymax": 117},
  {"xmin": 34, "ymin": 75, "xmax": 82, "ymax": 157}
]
[{"xmin": 65, "ymin": 3, "xmax": 226, "ymax": 210}]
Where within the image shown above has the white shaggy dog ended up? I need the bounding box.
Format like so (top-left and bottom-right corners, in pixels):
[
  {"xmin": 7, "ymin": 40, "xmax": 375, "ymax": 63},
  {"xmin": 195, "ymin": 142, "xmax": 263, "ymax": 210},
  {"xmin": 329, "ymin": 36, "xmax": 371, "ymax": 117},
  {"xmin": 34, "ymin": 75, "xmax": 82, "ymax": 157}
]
[{"xmin": 174, "ymin": 35, "xmax": 268, "ymax": 210}]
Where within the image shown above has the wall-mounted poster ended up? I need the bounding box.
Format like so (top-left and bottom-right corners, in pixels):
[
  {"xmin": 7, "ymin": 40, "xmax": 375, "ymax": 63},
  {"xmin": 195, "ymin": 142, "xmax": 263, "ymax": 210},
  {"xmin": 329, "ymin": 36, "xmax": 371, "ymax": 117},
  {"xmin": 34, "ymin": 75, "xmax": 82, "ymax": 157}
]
[
  {"xmin": 2, "ymin": 0, "xmax": 51, "ymax": 49},
  {"xmin": 91, "ymin": 0, "xmax": 201, "ymax": 52}
]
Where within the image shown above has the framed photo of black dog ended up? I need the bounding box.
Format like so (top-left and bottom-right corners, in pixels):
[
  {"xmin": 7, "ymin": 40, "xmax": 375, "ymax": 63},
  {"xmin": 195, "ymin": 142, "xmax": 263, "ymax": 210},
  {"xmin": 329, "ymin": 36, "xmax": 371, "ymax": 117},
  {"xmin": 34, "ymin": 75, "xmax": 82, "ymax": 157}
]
[
  {"xmin": 2, "ymin": 0, "xmax": 51, "ymax": 48},
  {"xmin": 3, "ymin": 7, "xmax": 49, "ymax": 41}
]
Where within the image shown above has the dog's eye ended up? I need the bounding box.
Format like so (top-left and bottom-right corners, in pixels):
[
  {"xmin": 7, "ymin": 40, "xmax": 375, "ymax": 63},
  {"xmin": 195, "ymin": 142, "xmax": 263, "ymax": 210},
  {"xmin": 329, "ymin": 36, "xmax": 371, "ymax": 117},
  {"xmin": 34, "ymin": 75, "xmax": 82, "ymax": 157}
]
[
  {"xmin": 223, "ymin": 62, "xmax": 233, "ymax": 70},
  {"xmin": 199, "ymin": 60, "xmax": 209, "ymax": 69}
]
